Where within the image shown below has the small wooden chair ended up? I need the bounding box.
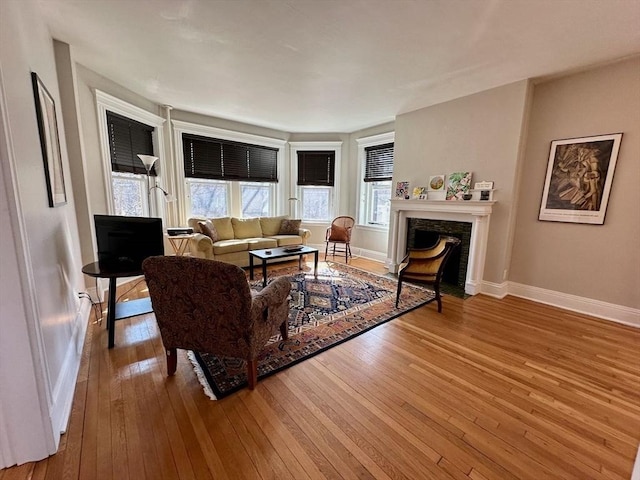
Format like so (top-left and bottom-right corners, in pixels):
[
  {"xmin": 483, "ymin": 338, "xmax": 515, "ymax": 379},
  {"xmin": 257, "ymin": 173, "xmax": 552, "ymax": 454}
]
[
  {"xmin": 325, "ymin": 216, "xmax": 355, "ymax": 262},
  {"xmin": 395, "ymin": 236, "xmax": 461, "ymax": 312}
]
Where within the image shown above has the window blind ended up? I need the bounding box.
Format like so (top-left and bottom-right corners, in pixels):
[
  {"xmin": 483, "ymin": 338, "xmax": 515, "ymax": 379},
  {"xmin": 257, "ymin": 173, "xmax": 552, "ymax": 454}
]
[
  {"xmin": 297, "ymin": 151, "xmax": 335, "ymax": 186},
  {"xmin": 106, "ymin": 111, "xmax": 156, "ymax": 176},
  {"xmin": 182, "ymin": 133, "xmax": 278, "ymax": 182},
  {"xmin": 364, "ymin": 142, "xmax": 394, "ymax": 182}
]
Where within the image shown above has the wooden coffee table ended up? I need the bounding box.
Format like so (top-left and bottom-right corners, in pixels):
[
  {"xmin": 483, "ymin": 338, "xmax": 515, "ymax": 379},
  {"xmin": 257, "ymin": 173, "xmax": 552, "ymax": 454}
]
[{"xmin": 249, "ymin": 245, "xmax": 318, "ymax": 287}]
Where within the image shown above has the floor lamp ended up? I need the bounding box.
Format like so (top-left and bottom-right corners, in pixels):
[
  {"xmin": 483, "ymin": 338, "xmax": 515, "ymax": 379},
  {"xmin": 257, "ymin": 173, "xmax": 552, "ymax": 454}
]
[{"xmin": 137, "ymin": 154, "xmax": 174, "ymax": 217}]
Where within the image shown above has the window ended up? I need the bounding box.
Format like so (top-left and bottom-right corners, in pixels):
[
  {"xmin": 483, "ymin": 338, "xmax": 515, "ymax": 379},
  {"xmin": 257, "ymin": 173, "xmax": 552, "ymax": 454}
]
[
  {"xmin": 112, "ymin": 172, "xmax": 147, "ymax": 217},
  {"xmin": 95, "ymin": 91, "xmax": 165, "ymax": 220},
  {"xmin": 241, "ymin": 182, "xmax": 271, "ymax": 217},
  {"xmin": 357, "ymin": 133, "xmax": 394, "ymax": 227},
  {"xmin": 293, "ymin": 147, "xmax": 340, "ymax": 222},
  {"xmin": 106, "ymin": 111, "xmax": 156, "ymax": 216},
  {"xmin": 300, "ymin": 186, "xmax": 332, "ymax": 221},
  {"xmin": 182, "ymin": 133, "xmax": 278, "ymax": 218},
  {"xmin": 187, "ymin": 179, "xmax": 229, "ymax": 218}
]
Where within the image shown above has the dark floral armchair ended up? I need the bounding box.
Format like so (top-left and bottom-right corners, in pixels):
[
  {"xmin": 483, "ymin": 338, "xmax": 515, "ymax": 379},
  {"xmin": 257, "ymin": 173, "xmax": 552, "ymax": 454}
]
[{"xmin": 142, "ymin": 256, "xmax": 291, "ymax": 389}]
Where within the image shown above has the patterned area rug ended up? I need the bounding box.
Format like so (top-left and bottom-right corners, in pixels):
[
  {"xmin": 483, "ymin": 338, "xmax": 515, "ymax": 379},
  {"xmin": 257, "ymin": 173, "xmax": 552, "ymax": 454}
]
[{"xmin": 190, "ymin": 262, "xmax": 434, "ymax": 399}]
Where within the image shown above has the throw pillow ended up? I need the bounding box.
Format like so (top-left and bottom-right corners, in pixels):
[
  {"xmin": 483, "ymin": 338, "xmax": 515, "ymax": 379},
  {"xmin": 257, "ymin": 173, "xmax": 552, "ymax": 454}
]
[
  {"xmin": 259, "ymin": 215, "xmax": 287, "ymax": 237},
  {"xmin": 211, "ymin": 217, "xmax": 234, "ymax": 240},
  {"xmin": 279, "ymin": 219, "xmax": 301, "ymax": 235},
  {"xmin": 231, "ymin": 217, "xmax": 262, "ymax": 239},
  {"xmin": 328, "ymin": 225, "xmax": 349, "ymax": 242},
  {"xmin": 198, "ymin": 220, "xmax": 219, "ymax": 242}
]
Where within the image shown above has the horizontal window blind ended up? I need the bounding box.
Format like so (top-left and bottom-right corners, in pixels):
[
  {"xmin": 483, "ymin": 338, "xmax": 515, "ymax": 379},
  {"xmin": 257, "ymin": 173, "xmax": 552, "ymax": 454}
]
[
  {"xmin": 297, "ymin": 151, "xmax": 335, "ymax": 186},
  {"xmin": 106, "ymin": 111, "xmax": 156, "ymax": 175},
  {"xmin": 364, "ymin": 142, "xmax": 394, "ymax": 182},
  {"xmin": 182, "ymin": 133, "xmax": 278, "ymax": 182}
]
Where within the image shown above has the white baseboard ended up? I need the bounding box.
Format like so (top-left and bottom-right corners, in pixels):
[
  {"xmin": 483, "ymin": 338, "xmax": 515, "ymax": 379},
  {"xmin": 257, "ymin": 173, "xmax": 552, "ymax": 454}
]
[
  {"xmin": 632, "ymin": 443, "xmax": 640, "ymax": 480},
  {"xmin": 480, "ymin": 280, "xmax": 509, "ymax": 298},
  {"xmin": 508, "ymin": 282, "xmax": 640, "ymax": 328},
  {"xmin": 49, "ymin": 297, "xmax": 91, "ymax": 441}
]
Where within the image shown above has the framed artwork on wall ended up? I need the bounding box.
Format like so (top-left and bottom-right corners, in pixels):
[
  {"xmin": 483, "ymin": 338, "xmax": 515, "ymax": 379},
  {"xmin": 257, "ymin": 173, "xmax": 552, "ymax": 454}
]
[
  {"xmin": 539, "ymin": 133, "xmax": 622, "ymax": 224},
  {"xmin": 31, "ymin": 72, "xmax": 67, "ymax": 207}
]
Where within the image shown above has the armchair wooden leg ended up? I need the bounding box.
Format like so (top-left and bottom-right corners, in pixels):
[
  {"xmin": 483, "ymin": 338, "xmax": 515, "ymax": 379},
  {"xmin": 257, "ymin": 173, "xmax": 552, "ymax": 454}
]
[
  {"xmin": 280, "ymin": 320, "xmax": 289, "ymax": 341},
  {"xmin": 324, "ymin": 242, "xmax": 329, "ymax": 261},
  {"xmin": 395, "ymin": 280, "xmax": 403, "ymax": 308},
  {"xmin": 435, "ymin": 289, "xmax": 442, "ymax": 313},
  {"xmin": 166, "ymin": 348, "xmax": 177, "ymax": 376},
  {"xmin": 247, "ymin": 359, "xmax": 258, "ymax": 390}
]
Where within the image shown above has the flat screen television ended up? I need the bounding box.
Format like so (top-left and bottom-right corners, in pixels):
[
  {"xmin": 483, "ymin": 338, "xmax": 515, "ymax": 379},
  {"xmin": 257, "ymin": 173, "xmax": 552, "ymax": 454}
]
[{"xmin": 94, "ymin": 214, "xmax": 164, "ymax": 271}]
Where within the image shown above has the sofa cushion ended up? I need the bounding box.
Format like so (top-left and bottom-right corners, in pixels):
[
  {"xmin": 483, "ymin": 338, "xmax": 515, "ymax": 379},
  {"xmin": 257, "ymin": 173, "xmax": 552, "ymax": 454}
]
[
  {"xmin": 212, "ymin": 239, "xmax": 249, "ymax": 256},
  {"xmin": 231, "ymin": 217, "xmax": 262, "ymax": 239},
  {"xmin": 211, "ymin": 217, "xmax": 234, "ymax": 240},
  {"xmin": 259, "ymin": 215, "xmax": 287, "ymax": 237},
  {"xmin": 198, "ymin": 220, "xmax": 219, "ymax": 242},
  {"xmin": 279, "ymin": 219, "xmax": 301, "ymax": 235},
  {"xmin": 245, "ymin": 238, "xmax": 278, "ymax": 250},
  {"xmin": 268, "ymin": 235, "xmax": 303, "ymax": 247}
]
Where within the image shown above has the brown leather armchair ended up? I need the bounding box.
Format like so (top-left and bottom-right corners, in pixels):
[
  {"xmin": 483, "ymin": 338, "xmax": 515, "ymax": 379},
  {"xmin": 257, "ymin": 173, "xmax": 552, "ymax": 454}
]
[
  {"xmin": 325, "ymin": 216, "xmax": 355, "ymax": 261},
  {"xmin": 142, "ymin": 256, "xmax": 291, "ymax": 389},
  {"xmin": 395, "ymin": 236, "xmax": 461, "ymax": 312}
]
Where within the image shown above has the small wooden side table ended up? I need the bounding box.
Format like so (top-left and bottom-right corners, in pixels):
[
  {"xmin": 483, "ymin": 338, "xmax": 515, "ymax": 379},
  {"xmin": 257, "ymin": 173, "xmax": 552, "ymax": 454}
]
[{"xmin": 166, "ymin": 234, "xmax": 193, "ymax": 256}]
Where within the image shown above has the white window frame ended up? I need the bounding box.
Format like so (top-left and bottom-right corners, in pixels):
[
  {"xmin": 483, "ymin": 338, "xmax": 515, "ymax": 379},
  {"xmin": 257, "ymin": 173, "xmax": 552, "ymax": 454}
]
[
  {"xmin": 289, "ymin": 141, "xmax": 342, "ymax": 224},
  {"xmin": 172, "ymin": 120, "xmax": 286, "ymax": 221},
  {"xmin": 356, "ymin": 132, "xmax": 395, "ymax": 231},
  {"xmin": 95, "ymin": 90, "xmax": 166, "ymax": 218}
]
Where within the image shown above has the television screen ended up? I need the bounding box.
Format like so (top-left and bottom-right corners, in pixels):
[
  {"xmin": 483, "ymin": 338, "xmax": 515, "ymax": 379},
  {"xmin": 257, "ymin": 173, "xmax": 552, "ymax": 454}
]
[{"xmin": 94, "ymin": 214, "xmax": 164, "ymax": 271}]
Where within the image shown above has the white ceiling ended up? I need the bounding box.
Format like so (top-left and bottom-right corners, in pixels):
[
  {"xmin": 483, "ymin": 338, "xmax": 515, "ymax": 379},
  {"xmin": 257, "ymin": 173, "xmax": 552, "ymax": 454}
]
[{"xmin": 37, "ymin": 0, "xmax": 640, "ymax": 133}]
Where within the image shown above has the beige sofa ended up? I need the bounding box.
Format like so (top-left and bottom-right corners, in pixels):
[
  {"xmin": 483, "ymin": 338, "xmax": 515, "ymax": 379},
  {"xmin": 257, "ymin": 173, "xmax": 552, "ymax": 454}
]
[{"xmin": 187, "ymin": 215, "xmax": 311, "ymax": 267}]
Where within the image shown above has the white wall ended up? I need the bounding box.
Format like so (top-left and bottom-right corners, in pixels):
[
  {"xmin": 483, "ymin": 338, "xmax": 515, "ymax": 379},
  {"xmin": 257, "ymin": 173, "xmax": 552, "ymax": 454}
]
[{"xmin": 0, "ymin": 0, "xmax": 88, "ymax": 467}]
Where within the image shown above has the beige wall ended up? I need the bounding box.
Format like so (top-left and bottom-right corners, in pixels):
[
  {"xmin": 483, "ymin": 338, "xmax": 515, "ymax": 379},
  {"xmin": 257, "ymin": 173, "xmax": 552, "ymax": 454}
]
[
  {"xmin": 394, "ymin": 80, "xmax": 530, "ymax": 283},
  {"xmin": 510, "ymin": 57, "xmax": 640, "ymax": 309}
]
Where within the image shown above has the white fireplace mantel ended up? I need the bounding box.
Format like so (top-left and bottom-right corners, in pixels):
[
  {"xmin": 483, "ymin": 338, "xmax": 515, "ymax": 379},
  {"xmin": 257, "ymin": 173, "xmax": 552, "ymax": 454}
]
[{"xmin": 387, "ymin": 199, "xmax": 495, "ymax": 295}]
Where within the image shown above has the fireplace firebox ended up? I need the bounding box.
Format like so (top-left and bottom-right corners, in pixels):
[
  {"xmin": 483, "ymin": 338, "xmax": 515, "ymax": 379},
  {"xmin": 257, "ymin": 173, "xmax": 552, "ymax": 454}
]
[{"xmin": 408, "ymin": 220, "xmax": 472, "ymax": 287}]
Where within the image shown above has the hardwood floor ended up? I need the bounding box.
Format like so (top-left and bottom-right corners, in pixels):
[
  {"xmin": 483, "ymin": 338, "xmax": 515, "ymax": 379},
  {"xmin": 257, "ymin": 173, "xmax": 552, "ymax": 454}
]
[{"xmin": 2, "ymin": 258, "xmax": 639, "ymax": 479}]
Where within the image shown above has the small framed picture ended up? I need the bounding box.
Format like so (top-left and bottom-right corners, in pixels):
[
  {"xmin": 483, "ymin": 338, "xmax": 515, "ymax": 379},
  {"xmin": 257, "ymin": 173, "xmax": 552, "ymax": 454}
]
[
  {"xmin": 428, "ymin": 175, "xmax": 445, "ymax": 191},
  {"xmin": 474, "ymin": 181, "xmax": 494, "ymax": 190},
  {"xmin": 412, "ymin": 186, "xmax": 428, "ymax": 200},
  {"xmin": 395, "ymin": 181, "xmax": 410, "ymax": 198}
]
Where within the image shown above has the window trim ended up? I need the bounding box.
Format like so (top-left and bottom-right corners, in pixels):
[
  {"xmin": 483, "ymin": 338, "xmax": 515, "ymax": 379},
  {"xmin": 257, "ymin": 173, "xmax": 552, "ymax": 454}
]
[
  {"xmin": 356, "ymin": 132, "xmax": 395, "ymax": 230},
  {"xmin": 95, "ymin": 90, "xmax": 166, "ymax": 217},
  {"xmin": 289, "ymin": 141, "xmax": 342, "ymax": 224},
  {"xmin": 172, "ymin": 120, "xmax": 286, "ymax": 221}
]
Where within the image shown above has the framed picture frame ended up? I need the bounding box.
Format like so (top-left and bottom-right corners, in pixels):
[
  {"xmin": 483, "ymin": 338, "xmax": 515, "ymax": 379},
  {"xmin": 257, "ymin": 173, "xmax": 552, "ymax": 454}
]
[
  {"xmin": 31, "ymin": 72, "xmax": 66, "ymax": 207},
  {"xmin": 428, "ymin": 175, "xmax": 445, "ymax": 191},
  {"xmin": 539, "ymin": 133, "xmax": 622, "ymax": 224},
  {"xmin": 446, "ymin": 172, "xmax": 472, "ymax": 200},
  {"xmin": 412, "ymin": 186, "xmax": 428, "ymax": 200},
  {"xmin": 395, "ymin": 181, "xmax": 410, "ymax": 198}
]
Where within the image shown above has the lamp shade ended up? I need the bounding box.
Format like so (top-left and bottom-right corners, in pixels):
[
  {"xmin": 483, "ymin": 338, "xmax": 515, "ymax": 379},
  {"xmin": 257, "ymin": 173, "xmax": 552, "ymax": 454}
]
[{"xmin": 137, "ymin": 154, "xmax": 158, "ymax": 172}]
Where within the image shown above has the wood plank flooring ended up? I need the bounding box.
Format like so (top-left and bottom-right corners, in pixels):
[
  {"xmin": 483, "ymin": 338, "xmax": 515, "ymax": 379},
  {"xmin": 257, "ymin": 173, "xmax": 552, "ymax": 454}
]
[{"xmin": 2, "ymin": 258, "xmax": 639, "ymax": 479}]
